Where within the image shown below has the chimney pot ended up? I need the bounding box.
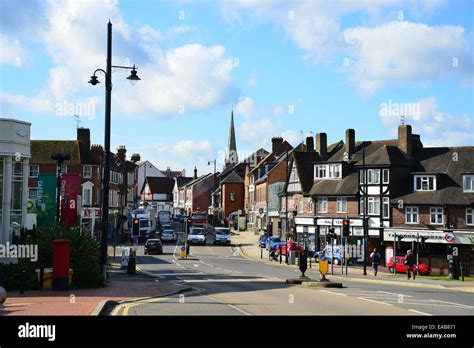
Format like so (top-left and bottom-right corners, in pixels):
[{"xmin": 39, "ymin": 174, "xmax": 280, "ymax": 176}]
[
  {"xmin": 306, "ymin": 136, "xmax": 314, "ymax": 152},
  {"xmin": 345, "ymin": 129, "xmax": 355, "ymax": 155}
]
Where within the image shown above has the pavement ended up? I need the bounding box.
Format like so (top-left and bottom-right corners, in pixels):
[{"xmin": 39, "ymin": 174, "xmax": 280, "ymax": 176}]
[
  {"xmin": 234, "ymin": 229, "xmax": 474, "ymax": 294},
  {"xmin": 0, "ymin": 254, "xmax": 191, "ymax": 316}
]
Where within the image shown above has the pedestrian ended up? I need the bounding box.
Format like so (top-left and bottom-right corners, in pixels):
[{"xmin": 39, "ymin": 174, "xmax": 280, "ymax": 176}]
[
  {"xmin": 404, "ymin": 249, "xmax": 416, "ymax": 280},
  {"xmin": 370, "ymin": 248, "xmax": 381, "ymax": 276}
]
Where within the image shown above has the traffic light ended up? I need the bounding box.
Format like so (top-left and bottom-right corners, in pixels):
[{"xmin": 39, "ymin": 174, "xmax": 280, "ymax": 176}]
[
  {"xmin": 342, "ymin": 219, "xmax": 350, "ymax": 237},
  {"xmin": 132, "ymin": 217, "xmax": 140, "ymax": 236}
]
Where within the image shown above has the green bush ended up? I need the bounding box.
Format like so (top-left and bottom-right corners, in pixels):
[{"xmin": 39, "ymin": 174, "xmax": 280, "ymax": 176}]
[
  {"xmin": 28, "ymin": 225, "xmax": 104, "ymax": 289},
  {"xmin": 0, "ymin": 260, "xmax": 36, "ymax": 291}
]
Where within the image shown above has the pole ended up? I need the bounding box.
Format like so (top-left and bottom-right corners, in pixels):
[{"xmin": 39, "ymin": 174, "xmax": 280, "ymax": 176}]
[
  {"xmin": 393, "ymin": 232, "xmax": 397, "ymax": 275},
  {"xmin": 341, "ymin": 233, "xmax": 344, "ymax": 275},
  {"xmin": 416, "ymin": 232, "xmax": 419, "ymax": 277},
  {"xmin": 362, "ymin": 143, "xmax": 368, "ymax": 276},
  {"xmin": 55, "ymin": 163, "xmax": 62, "ymax": 224},
  {"xmin": 100, "ymin": 21, "xmax": 112, "ymax": 272},
  {"xmin": 345, "ymin": 237, "xmax": 348, "ymax": 275},
  {"xmin": 331, "ymin": 236, "xmax": 334, "ymax": 275}
]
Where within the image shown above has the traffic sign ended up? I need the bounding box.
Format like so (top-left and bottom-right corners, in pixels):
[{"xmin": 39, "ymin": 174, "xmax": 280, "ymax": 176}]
[{"xmin": 319, "ymin": 254, "xmax": 328, "ymax": 276}]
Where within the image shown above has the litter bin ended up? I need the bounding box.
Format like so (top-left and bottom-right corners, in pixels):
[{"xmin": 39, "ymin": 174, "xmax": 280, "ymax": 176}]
[{"xmin": 120, "ymin": 247, "xmax": 131, "ymax": 269}]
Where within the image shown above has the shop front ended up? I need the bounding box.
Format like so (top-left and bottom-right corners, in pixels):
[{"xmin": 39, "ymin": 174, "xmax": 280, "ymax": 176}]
[
  {"xmin": 384, "ymin": 228, "xmax": 474, "ymax": 276},
  {"xmin": 80, "ymin": 208, "xmax": 101, "ymax": 237},
  {"xmin": 295, "ymin": 217, "xmax": 316, "ymax": 251}
]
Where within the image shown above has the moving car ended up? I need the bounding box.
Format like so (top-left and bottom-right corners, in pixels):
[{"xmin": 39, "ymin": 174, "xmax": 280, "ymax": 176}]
[
  {"xmin": 160, "ymin": 224, "xmax": 172, "ymax": 232},
  {"xmin": 213, "ymin": 227, "xmax": 231, "ymax": 245},
  {"xmin": 387, "ymin": 256, "xmax": 431, "ymax": 275},
  {"xmin": 161, "ymin": 229, "xmax": 177, "ymax": 243},
  {"xmin": 187, "ymin": 227, "xmax": 206, "ymax": 245},
  {"xmin": 266, "ymin": 236, "xmax": 286, "ymax": 249},
  {"xmin": 144, "ymin": 238, "xmax": 163, "ymax": 255}
]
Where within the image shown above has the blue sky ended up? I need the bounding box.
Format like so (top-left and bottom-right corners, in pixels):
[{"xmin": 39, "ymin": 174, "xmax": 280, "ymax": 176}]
[{"xmin": 1, "ymin": 0, "xmax": 473, "ymax": 175}]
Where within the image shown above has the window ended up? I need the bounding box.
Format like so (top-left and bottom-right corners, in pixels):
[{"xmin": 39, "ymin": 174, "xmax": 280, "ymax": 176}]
[
  {"xmin": 463, "ymin": 175, "xmax": 474, "ymax": 192},
  {"xmin": 28, "ymin": 188, "xmax": 38, "ymax": 200},
  {"xmin": 367, "ymin": 169, "xmax": 380, "ymax": 184},
  {"xmin": 466, "ymin": 208, "xmax": 473, "ymax": 225},
  {"xmin": 383, "ymin": 169, "xmax": 389, "ymax": 184},
  {"xmin": 308, "ymin": 199, "xmax": 314, "ymax": 213},
  {"xmin": 337, "ymin": 197, "xmax": 347, "ymax": 213},
  {"xmin": 230, "ymin": 192, "xmax": 236, "ymax": 202},
  {"xmin": 29, "ymin": 165, "xmax": 39, "ymax": 178},
  {"xmin": 83, "ymin": 187, "xmax": 92, "ymax": 206},
  {"xmin": 317, "ymin": 197, "xmax": 328, "ymax": 213},
  {"xmin": 299, "ymin": 199, "xmax": 305, "ymax": 213},
  {"xmin": 383, "ymin": 197, "xmax": 390, "ymax": 218},
  {"xmin": 289, "ymin": 165, "xmax": 299, "ymax": 183},
  {"xmin": 359, "ymin": 170, "xmax": 365, "ymax": 184},
  {"xmin": 83, "ymin": 165, "xmax": 92, "ymax": 178},
  {"xmin": 430, "ymin": 207, "xmax": 443, "ymax": 225},
  {"xmin": 415, "ymin": 175, "xmax": 436, "ymax": 191},
  {"xmin": 368, "ymin": 197, "xmax": 380, "ymax": 215},
  {"xmin": 406, "ymin": 207, "xmax": 419, "ymax": 224},
  {"xmin": 315, "ymin": 164, "xmax": 341, "ymax": 179}
]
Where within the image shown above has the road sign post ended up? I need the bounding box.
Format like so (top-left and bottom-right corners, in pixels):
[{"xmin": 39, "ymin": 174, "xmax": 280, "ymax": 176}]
[{"xmin": 319, "ymin": 253, "xmax": 329, "ymax": 281}]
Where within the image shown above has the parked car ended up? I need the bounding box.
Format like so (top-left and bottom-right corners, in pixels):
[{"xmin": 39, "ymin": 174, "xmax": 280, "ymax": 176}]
[
  {"xmin": 266, "ymin": 236, "xmax": 286, "ymax": 249},
  {"xmin": 314, "ymin": 246, "xmax": 347, "ymax": 265},
  {"xmin": 387, "ymin": 256, "xmax": 431, "ymax": 275},
  {"xmin": 161, "ymin": 229, "xmax": 177, "ymax": 243},
  {"xmin": 280, "ymin": 242, "xmax": 304, "ymax": 256},
  {"xmin": 213, "ymin": 227, "xmax": 231, "ymax": 245},
  {"xmin": 144, "ymin": 238, "xmax": 163, "ymax": 255},
  {"xmin": 187, "ymin": 227, "xmax": 206, "ymax": 245},
  {"xmin": 259, "ymin": 235, "xmax": 268, "ymax": 248}
]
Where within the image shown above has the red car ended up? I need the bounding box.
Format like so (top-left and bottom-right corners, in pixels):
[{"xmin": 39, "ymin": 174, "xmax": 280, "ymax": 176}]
[
  {"xmin": 280, "ymin": 242, "xmax": 304, "ymax": 256},
  {"xmin": 387, "ymin": 256, "xmax": 431, "ymax": 275}
]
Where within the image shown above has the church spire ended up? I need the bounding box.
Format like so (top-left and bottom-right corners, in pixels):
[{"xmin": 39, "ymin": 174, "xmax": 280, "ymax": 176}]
[{"xmin": 225, "ymin": 109, "xmax": 238, "ymax": 168}]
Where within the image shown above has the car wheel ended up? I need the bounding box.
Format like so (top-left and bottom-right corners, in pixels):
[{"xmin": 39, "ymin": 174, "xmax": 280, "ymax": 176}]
[
  {"xmin": 333, "ymin": 258, "xmax": 340, "ymax": 265},
  {"xmin": 389, "ymin": 267, "xmax": 395, "ymax": 273}
]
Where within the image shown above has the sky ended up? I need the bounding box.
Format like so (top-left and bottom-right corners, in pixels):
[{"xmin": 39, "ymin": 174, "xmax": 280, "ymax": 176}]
[{"xmin": 1, "ymin": 0, "xmax": 473, "ymax": 176}]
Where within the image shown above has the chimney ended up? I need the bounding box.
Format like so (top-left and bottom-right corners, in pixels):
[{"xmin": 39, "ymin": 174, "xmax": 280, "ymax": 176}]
[
  {"xmin": 77, "ymin": 128, "xmax": 90, "ymax": 150},
  {"xmin": 166, "ymin": 167, "xmax": 171, "ymax": 177},
  {"xmin": 306, "ymin": 136, "xmax": 314, "ymax": 152},
  {"xmin": 271, "ymin": 137, "xmax": 284, "ymax": 156},
  {"xmin": 316, "ymin": 133, "xmax": 327, "ymax": 158},
  {"xmin": 117, "ymin": 145, "xmax": 126, "ymax": 161},
  {"xmin": 345, "ymin": 129, "xmax": 355, "ymax": 155},
  {"xmin": 193, "ymin": 166, "xmax": 197, "ymax": 179},
  {"xmin": 131, "ymin": 153, "xmax": 141, "ymax": 163},
  {"xmin": 398, "ymin": 124, "xmax": 412, "ymax": 158}
]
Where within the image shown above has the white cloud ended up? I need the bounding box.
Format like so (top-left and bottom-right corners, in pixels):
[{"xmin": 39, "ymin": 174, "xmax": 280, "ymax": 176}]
[
  {"xmin": 234, "ymin": 96, "xmax": 257, "ymax": 118},
  {"xmin": 0, "ymin": 92, "xmax": 53, "ymax": 113},
  {"xmin": 221, "ymin": 1, "xmax": 472, "ymax": 95},
  {"xmin": 148, "ymin": 140, "xmax": 214, "ymax": 175},
  {"xmin": 238, "ymin": 117, "xmax": 280, "ymax": 149},
  {"xmin": 3, "ymin": 0, "xmax": 237, "ymax": 118},
  {"xmin": 0, "ymin": 35, "xmax": 23, "ymax": 65},
  {"xmin": 115, "ymin": 44, "xmax": 237, "ymax": 115},
  {"xmin": 167, "ymin": 25, "xmax": 197, "ymax": 36},
  {"xmin": 379, "ymin": 96, "xmax": 473, "ymax": 146},
  {"xmin": 344, "ymin": 21, "xmax": 474, "ymax": 97},
  {"xmin": 139, "ymin": 25, "xmax": 162, "ymax": 42},
  {"xmin": 281, "ymin": 130, "xmax": 300, "ymax": 146}
]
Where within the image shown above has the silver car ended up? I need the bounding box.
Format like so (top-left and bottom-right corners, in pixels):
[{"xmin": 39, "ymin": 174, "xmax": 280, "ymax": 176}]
[
  {"xmin": 161, "ymin": 229, "xmax": 176, "ymax": 243},
  {"xmin": 187, "ymin": 227, "xmax": 206, "ymax": 245}
]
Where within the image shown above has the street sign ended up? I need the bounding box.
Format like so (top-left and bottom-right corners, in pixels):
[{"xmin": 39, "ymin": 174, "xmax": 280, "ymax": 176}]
[{"xmin": 319, "ymin": 254, "xmax": 328, "ymax": 276}]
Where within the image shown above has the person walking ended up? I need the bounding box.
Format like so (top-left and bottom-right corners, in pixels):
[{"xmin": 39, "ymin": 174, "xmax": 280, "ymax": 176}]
[
  {"xmin": 404, "ymin": 249, "xmax": 416, "ymax": 280},
  {"xmin": 370, "ymin": 248, "xmax": 381, "ymax": 276}
]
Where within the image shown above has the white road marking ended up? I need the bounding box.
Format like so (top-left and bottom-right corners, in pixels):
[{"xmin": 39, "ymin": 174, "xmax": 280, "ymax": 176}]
[
  {"xmin": 318, "ymin": 290, "xmax": 347, "ymax": 297},
  {"xmin": 357, "ymin": 297, "xmax": 393, "ymax": 306},
  {"xmin": 429, "ymin": 299, "xmax": 474, "ymax": 309},
  {"xmin": 408, "ymin": 309, "xmax": 432, "ymax": 316},
  {"xmin": 193, "ymin": 264, "xmax": 200, "ymax": 267},
  {"xmin": 202, "ymin": 294, "xmax": 252, "ymax": 316}
]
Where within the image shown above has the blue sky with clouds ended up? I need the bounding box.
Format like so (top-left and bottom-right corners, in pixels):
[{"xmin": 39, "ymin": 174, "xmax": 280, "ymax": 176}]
[{"xmin": 1, "ymin": 0, "xmax": 473, "ymax": 175}]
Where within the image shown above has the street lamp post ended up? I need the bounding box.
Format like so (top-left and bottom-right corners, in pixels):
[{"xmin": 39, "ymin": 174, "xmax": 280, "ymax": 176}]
[
  {"xmin": 51, "ymin": 153, "xmax": 71, "ymax": 224},
  {"xmin": 89, "ymin": 21, "xmax": 141, "ymax": 274},
  {"xmin": 362, "ymin": 143, "xmax": 368, "ymax": 276}
]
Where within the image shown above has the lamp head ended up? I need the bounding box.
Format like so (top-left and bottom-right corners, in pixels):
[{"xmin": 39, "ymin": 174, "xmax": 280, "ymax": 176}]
[{"xmin": 88, "ymin": 75, "xmax": 100, "ymax": 86}]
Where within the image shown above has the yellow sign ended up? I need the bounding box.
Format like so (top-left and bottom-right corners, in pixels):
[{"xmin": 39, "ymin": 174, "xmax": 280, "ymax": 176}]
[{"xmin": 319, "ymin": 254, "xmax": 329, "ymax": 276}]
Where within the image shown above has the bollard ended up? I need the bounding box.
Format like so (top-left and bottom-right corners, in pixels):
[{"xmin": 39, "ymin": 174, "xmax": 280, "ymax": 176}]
[
  {"xmin": 261, "ymin": 247, "xmax": 263, "ymax": 259},
  {"xmin": 20, "ymin": 269, "xmax": 26, "ymax": 294},
  {"xmin": 460, "ymin": 262, "xmax": 464, "ymax": 282},
  {"xmin": 39, "ymin": 267, "xmax": 44, "ymax": 291}
]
